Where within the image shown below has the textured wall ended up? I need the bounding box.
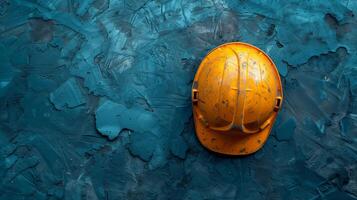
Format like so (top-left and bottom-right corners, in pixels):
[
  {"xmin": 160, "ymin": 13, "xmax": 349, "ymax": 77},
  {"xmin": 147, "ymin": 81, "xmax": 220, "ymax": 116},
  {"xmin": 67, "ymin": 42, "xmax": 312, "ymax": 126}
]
[{"xmin": 0, "ymin": 0, "xmax": 357, "ymax": 199}]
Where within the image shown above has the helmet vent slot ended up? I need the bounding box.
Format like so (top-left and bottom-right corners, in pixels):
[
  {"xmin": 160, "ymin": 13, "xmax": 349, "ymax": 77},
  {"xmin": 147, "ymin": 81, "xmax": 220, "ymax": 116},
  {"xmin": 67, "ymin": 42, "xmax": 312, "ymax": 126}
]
[
  {"xmin": 276, "ymin": 98, "xmax": 281, "ymax": 107},
  {"xmin": 274, "ymin": 97, "xmax": 282, "ymax": 111},
  {"xmin": 192, "ymin": 81, "xmax": 199, "ymax": 104},
  {"xmin": 192, "ymin": 89, "xmax": 198, "ymax": 104},
  {"xmin": 193, "ymin": 90, "xmax": 198, "ymax": 100}
]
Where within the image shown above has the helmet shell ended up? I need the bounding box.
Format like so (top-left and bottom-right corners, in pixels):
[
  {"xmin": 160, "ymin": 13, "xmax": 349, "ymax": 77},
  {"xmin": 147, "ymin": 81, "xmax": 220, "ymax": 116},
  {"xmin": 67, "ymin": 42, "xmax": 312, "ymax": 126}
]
[{"xmin": 192, "ymin": 42, "xmax": 283, "ymax": 155}]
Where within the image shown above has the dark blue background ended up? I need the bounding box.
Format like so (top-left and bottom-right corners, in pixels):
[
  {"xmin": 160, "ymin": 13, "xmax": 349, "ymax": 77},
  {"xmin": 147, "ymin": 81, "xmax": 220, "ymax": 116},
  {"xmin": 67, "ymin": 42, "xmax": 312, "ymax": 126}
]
[{"xmin": 0, "ymin": 0, "xmax": 356, "ymax": 199}]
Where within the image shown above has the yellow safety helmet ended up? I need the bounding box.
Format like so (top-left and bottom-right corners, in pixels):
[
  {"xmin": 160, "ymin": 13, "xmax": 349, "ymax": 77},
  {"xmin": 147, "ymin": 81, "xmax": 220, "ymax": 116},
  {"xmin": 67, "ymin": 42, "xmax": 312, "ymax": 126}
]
[{"xmin": 192, "ymin": 42, "xmax": 283, "ymax": 155}]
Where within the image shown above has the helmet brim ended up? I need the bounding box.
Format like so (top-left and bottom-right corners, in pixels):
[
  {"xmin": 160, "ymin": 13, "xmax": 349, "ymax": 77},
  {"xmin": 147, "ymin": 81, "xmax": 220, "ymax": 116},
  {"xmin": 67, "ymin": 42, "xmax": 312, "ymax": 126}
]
[{"xmin": 193, "ymin": 107, "xmax": 276, "ymax": 155}]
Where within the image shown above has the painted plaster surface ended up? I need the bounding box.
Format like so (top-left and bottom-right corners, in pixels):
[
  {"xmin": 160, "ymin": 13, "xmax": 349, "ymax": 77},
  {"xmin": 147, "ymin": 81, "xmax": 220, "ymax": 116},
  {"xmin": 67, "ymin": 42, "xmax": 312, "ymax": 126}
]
[{"xmin": 0, "ymin": 0, "xmax": 356, "ymax": 199}]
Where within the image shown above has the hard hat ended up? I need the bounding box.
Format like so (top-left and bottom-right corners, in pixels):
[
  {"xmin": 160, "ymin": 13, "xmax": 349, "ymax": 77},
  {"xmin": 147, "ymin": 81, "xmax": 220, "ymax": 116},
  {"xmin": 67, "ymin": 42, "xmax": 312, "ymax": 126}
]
[{"xmin": 192, "ymin": 42, "xmax": 283, "ymax": 155}]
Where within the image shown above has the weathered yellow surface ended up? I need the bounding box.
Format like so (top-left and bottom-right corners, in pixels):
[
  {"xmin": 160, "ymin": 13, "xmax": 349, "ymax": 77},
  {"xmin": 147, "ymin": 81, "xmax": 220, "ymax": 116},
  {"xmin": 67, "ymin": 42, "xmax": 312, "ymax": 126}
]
[{"xmin": 192, "ymin": 42, "xmax": 283, "ymax": 155}]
